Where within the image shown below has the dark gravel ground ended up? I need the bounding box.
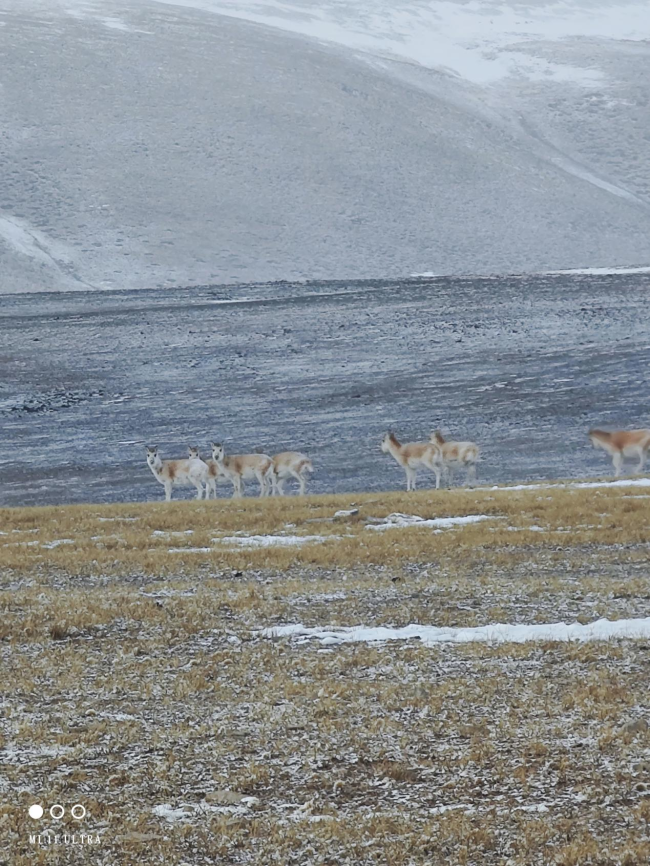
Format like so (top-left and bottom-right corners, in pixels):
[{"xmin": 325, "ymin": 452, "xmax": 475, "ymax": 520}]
[{"xmin": 1, "ymin": 272, "xmax": 649, "ymax": 507}]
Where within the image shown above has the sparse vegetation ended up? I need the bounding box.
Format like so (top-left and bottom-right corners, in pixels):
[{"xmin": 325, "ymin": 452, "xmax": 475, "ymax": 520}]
[{"xmin": 1, "ymin": 482, "xmax": 649, "ymax": 863}]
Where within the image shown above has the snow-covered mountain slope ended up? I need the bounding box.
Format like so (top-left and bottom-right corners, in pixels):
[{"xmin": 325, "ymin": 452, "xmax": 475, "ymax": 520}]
[
  {"xmin": 154, "ymin": 0, "xmax": 648, "ymax": 85},
  {"xmin": 0, "ymin": 0, "xmax": 649, "ymax": 291}
]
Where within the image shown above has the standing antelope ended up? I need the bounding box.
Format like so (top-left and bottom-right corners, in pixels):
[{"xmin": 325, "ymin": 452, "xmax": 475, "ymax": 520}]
[
  {"xmin": 210, "ymin": 443, "xmax": 274, "ymax": 498},
  {"xmin": 203, "ymin": 453, "xmax": 225, "ymax": 499},
  {"xmin": 380, "ymin": 432, "xmax": 443, "ymax": 491},
  {"xmin": 430, "ymin": 430, "xmax": 479, "ymax": 487},
  {"xmin": 271, "ymin": 451, "xmax": 313, "ymax": 496},
  {"xmin": 145, "ymin": 446, "xmax": 209, "ymax": 501},
  {"xmin": 589, "ymin": 428, "xmax": 650, "ymax": 476}
]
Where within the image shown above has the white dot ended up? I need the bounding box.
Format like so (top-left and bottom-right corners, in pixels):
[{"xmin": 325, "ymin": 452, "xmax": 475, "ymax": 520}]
[
  {"xmin": 28, "ymin": 804, "xmax": 43, "ymax": 820},
  {"xmin": 71, "ymin": 804, "xmax": 86, "ymax": 820}
]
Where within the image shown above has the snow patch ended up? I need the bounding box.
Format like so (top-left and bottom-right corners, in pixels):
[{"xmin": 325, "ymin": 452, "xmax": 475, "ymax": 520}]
[
  {"xmin": 430, "ymin": 803, "xmax": 474, "ymax": 816},
  {"xmin": 484, "ymin": 478, "xmax": 650, "ymax": 492},
  {"xmin": 544, "ymin": 265, "xmax": 650, "ymax": 276},
  {"xmin": 214, "ymin": 534, "xmax": 336, "ymax": 547},
  {"xmin": 365, "ymin": 513, "xmax": 494, "ymax": 531},
  {"xmin": 152, "ymin": 804, "xmax": 191, "ymax": 822},
  {"xmin": 262, "ymin": 617, "xmax": 650, "ymax": 646}
]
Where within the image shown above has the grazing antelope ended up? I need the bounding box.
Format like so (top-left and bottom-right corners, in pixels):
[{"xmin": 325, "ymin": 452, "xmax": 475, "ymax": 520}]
[
  {"xmin": 430, "ymin": 430, "xmax": 479, "ymax": 487},
  {"xmin": 145, "ymin": 446, "xmax": 209, "ymax": 501},
  {"xmin": 380, "ymin": 432, "xmax": 443, "ymax": 491},
  {"xmin": 588, "ymin": 428, "xmax": 650, "ymax": 476},
  {"xmin": 210, "ymin": 443, "xmax": 274, "ymax": 498},
  {"xmin": 271, "ymin": 451, "xmax": 313, "ymax": 496}
]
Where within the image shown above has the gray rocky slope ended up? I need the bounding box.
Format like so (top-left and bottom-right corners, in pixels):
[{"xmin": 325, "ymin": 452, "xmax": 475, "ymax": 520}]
[{"xmin": 0, "ymin": 0, "xmax": 649, "ymax": 291}]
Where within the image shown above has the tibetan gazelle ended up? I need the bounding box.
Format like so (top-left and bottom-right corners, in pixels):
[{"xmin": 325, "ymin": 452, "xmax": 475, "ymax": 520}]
[
  {"xmin": 203, "ymin": 453, "xmax": 225, "ymax": 499},
  {"xmin": 381, "ymin": 432, "xmax": 443, "ymax": 491},
  {"xmin": 210, "ymin": 443, "xmax": 274, "ymax": 498},
  {"xmin": 430, "ymin": 430, "xmax": 479, "ymax": 487},
  {"xmin": 271, "ymin": 451, "xmax": 313, "ymax": 496},
  {"xmin": 589, "ymin": 428, "xmax": 650, "ymax": 476},
  {"xmin": 145, "ymin": 446, "xmax": 209, "ymax": 501}
]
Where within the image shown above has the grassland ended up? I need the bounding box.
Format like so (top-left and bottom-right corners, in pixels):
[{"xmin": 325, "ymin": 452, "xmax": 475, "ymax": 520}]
[{"xmin": 1, "ymin": 481, "xmax": 650, "ymax": 864}]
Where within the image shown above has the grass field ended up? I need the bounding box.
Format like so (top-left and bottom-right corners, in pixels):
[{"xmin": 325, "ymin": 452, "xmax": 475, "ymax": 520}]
[{"xmin": 1, "ymin": 481, "xmax": 650, "ymax": 864}]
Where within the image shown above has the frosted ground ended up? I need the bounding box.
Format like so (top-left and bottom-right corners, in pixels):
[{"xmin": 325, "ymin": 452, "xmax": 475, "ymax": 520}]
[
  {"xmin": 1, "ymin": 270, "xmax": 649, "ymax": 507},
  {"xmin": 2, "ymin": 485, "xmax": 650, "ymax": 863},
  {"xmin": 1, "ymin": 0, "xmax": 650, "ymax": 290}
]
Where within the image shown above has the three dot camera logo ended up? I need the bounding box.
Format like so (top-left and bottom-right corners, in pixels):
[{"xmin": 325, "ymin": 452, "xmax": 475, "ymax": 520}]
[{"xmin": 28, "ymin": 802, "xmax": 101, "ymax": 847}]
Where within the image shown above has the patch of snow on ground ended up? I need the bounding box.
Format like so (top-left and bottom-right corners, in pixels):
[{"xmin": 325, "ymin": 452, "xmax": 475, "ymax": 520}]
[
  {"xmin": 263, "ymin": 617, "xmax": 650, "ymax": 646},
  {"xmin": 98, "ymin": 516, "xmax": 140, "ymax": 522},
  {"xmin": 544, "ymin": 266, "xmax": 650, "ymax": 275},
  {"xmin": 430, "ymin": 803, "xmax": 474, "ymax": 816},
  {"xmin": 41, "ymin": 538, "xmax": 75, "ymax": 549},
  {"xmin": 366, "ymin": 513, "xmax": 494, "ymax": 531},
  {"xmin": 214, "ymin": 535, "xmax": 335, "ymax": 547},
  {"xmin": 152, "ymin": 804, "xmax": 191, "ymax": 822},
  {"xmin": 140, "ymin": 588, "xmax": 197, "ymax": 598},
  {"xmin": 485, "ymin": 478, "xmax": 650, "ymax": 492},
  {"xmin": 574, "ymin": 478, "xmax": 650, "ymax": 489}
]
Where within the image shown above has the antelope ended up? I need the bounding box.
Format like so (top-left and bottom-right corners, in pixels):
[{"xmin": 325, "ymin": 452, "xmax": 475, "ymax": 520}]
[
  {"xmin": 430, "ymin": 430, "xmax": 479, "ymax": 487},
  {"xmin": 210, "ymin": 443, "xmax": 274, "ymax": 498},
  {"xmin": 145, "ymin": 446, "xmax": 209, "ymax": 501},
  {"xmin": 380, "ymin": 432, "xmax": 443, "ymax": 491},
  {"xmin": 271, "ymin": 451, "xmax": 313, "ymax": 496},
  {"xmin": 588, "ymin": 428, "xmax": 650, "ymax": 476},
  {"xmin": 204, "ymin": 453, "xmax": 226, "ymax": 499}
]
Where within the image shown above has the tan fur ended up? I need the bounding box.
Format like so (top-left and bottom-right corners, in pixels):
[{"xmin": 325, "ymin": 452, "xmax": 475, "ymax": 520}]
[
  {"xmin": 211, "ymin": 443, "xmax": 274, "ymax": 498},
  {"xmin": 272, "ymin": 451, "xmax": 313, "ymax": 496},
  {"xmin": 230, "ymin": 454, "xmax": 273, "ymax": 476},
  {"xmin": 430, "ymin": 430, "xmax": 479, "ymax": 486},
  {"xmin": 145, "ymin": 447, "xmax": 209, "ymax": 501},
  {"xmin": 204, "ymin": 458, "xmax": 226, "ymax": 499},
  {"xmin": 381, "ymin": 432, "xmax": 442, "ymax": 491},
  {"xmin": 589, "ymin": 428, "xmax": 650, "ymax": 476},
  {"xmin": 206, "ymin": 461, "xmax": 220, "ymax": 479}
]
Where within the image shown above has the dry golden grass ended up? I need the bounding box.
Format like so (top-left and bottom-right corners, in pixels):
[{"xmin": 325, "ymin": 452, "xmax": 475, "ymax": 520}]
[
  {"xmin": 1, "ymin": 480, "xmax": 650, "ymax": 576},
  {"xmin": 2, "ymin": 480, "xmax": 650, "ymax": 863}
]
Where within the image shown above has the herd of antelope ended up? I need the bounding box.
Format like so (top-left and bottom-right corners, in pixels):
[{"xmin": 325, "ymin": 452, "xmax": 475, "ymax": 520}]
[
  {"xmin": 146, "ymin": 444, "xmax": 313, "ymax": 501},
  {"xmin": 145, "ymin": 427, "xmax": 650, "ymax": 500}
]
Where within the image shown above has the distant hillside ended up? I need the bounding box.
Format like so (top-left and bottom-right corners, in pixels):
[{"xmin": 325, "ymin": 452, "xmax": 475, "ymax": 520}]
[{"xmin": 0, "ymin": 0, "xmax": 649, "ymax": 291}]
